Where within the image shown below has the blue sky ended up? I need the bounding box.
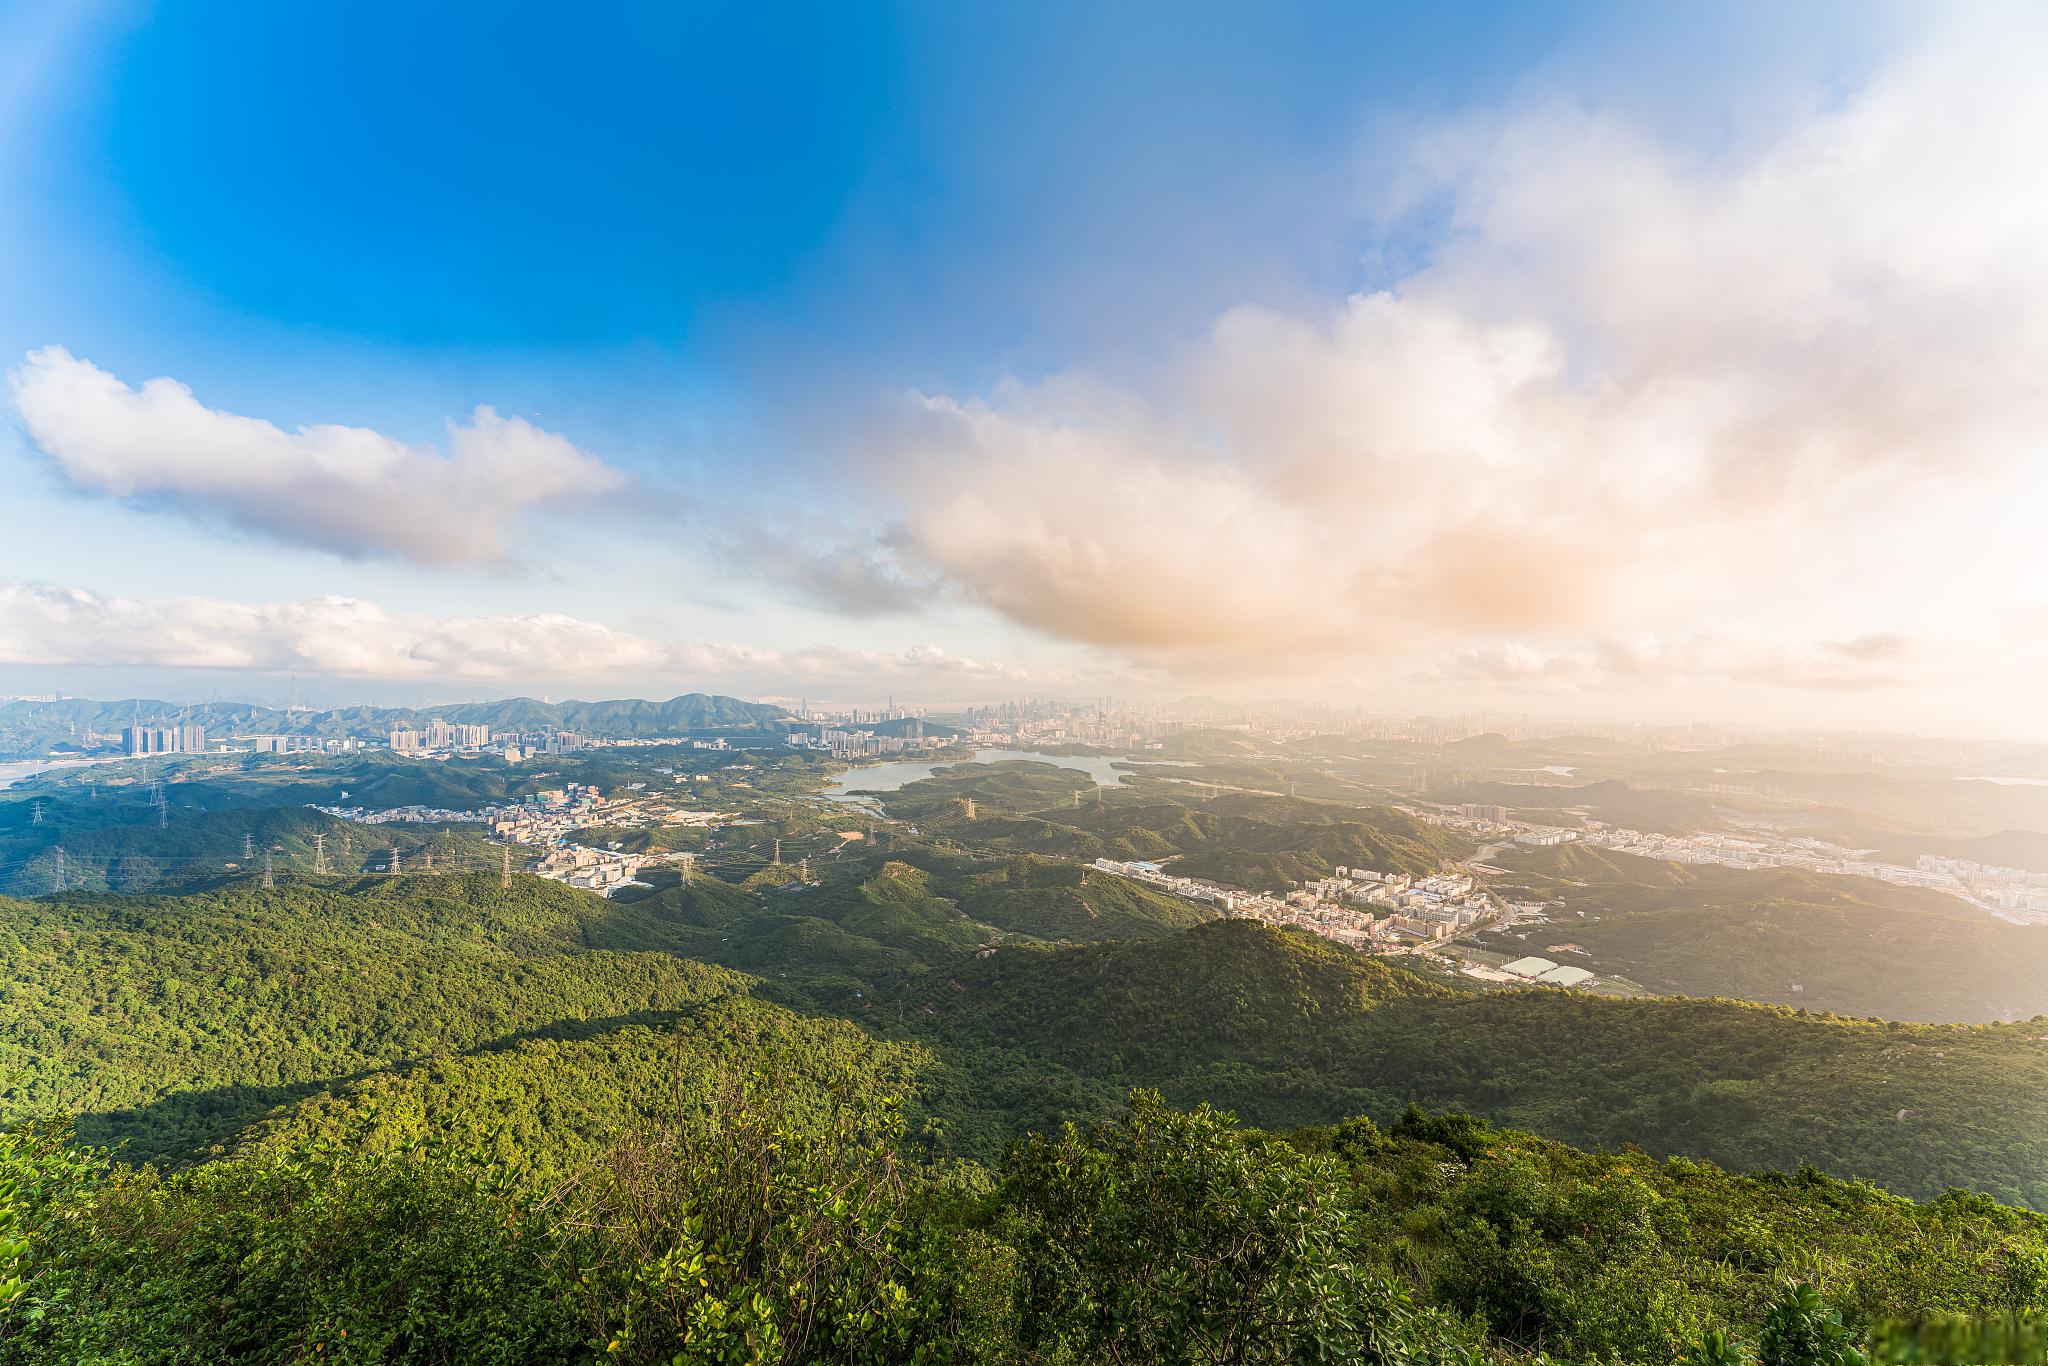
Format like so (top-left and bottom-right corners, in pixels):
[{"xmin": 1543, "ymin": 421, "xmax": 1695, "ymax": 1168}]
[{"xmin": 4, "ymin": 1, "xmax": 2043, "ymax": 736}]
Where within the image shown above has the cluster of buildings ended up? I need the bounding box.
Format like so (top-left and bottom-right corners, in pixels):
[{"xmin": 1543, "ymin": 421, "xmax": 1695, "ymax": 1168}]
[
  {"xmin": 1464, "ymin": 955, "xmax": 1597, "ymax": 989},
  {"xmin": 487, "ymin": 782, "xmax": 736, "ymax": 897},
  {"xmin": 1914, "ymin": 854, "xmax": 2048, "ymax": 919},
  {"xmin": 1088, "ymin": 860, "xmax": 1499, "ymax": 951},
  {"xmin": 388, "ymin": 720, "xmax": 492, "ymax": 752},
  {"xmin": 385, "ymin": 722, "xmax": 591, "ymax": 761},
  {"xmin": 314, "ymin": 802, "xmax": 491, "ymax": 826},
  {"xmin": 1412, "ymin": 793, "xmax": 2048, "ymax": 923},
  {"xmin": 122, "ymin": 724, "xmax": 207, "ymax": 755},
  {"xmin": 317, "ymin": 777, "xmax": 743, "ymax": 897},
  {"xmin": 961, "ymin": 699, "xmax": 1158, "ymax": 750},
  {"xmin": 1410, "ymin": 803, "xmax": 1581, "ymax": 848},
  {"xmin": 786, "ymin": 721, "xmax": 945, "ymax": 759}
]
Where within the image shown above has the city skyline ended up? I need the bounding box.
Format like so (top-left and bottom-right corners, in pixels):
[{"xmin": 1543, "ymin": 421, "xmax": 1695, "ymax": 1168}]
[{"xmin": 4, "ymin": 3, "xmax": 2044, "ymax": 738}]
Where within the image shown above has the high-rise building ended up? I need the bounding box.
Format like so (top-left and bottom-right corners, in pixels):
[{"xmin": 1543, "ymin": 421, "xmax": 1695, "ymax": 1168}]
[
  {"xmin": 123, "ymin": 724, "xmax": 206, "ymax": 756},
  {"xmin": 418, "ymin": 720, "xmax": 490, "ymax": 749}
]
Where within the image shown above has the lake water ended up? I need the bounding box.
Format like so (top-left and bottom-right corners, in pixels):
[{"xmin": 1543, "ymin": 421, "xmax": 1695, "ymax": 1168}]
[
  {"xmin": 821, "ymin": 749, "xmax": 1149, "ymax": 806},
  {"xmin": 0, "ymin": 755, "xmax": 126, "ymax": 791}
]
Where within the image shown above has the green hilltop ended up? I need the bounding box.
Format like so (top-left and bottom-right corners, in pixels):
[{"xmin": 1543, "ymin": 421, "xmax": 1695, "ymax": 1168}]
[{"xmin": 1489, "ymin": 842, "xmax": 2048, "ymax": 1022}]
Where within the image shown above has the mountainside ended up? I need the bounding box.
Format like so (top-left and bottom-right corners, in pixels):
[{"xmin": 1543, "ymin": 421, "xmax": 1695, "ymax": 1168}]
[
  {"xmin": 1432, "ymin": 777, "xmax": 1726, "ymax": 834},
  {"xmin": 895, "ymin": 919, "xmax": 2048, "ymax": 1207},
  {"xmin": 5, "ymin": 884, "xmax": 2048, "ymax": 1364},
  {"xmin": 1811, "ymin": 822, "xmax": 2048, "ymax": 876},
  {"xmin": 12, "ymin": 869, "xmax": 2048, "ymax": 1207},
  {"xmin": 0, "ymin": 792, "xmax": 497, "ymax": 897},
  {"xmin": 876, "ymin": 765, "xmax": 1470, "ymax": 888},
  {"xmin": 0, "ymin": 875, "xmax": 750, "ymax": 1160},
  {"xmin": 1494, "ymin": 842, "xmax": 2048, "ymax": 1022},
  {"xmin": 7, "ymin": 867, "xmax": 2048, "ymax": 1360}
]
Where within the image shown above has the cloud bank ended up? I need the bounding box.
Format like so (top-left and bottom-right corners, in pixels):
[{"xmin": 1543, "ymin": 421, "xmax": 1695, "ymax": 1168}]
[
  {"xmin": 0, "ymin": 582, "xmax": 1033, "ymax": 691},
  {"xmin": 856, "ymin": 10, "xmax": 2048, "ymax": 682},
  {"xmin": 8, "ymin": 347, "xmax": 622, "ymax": 565}
]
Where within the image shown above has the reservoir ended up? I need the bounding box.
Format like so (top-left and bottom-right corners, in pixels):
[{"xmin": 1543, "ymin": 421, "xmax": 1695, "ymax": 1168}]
[
  {"xmin": 0, "ymin": 755, "xmax": 126, "ymax": 790},
  {"xmin": 822, "ymin": 749, "xmax": 1147, "ymax": 806}
]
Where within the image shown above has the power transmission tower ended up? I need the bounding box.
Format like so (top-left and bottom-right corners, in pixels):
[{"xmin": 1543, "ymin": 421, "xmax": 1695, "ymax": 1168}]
[
  {"xmin": 1073, "ymin": 790, "xmax": 1081, "ymax": 809},
  {"xmin": 798, "ymin": 856, "xmax": 810, "ymax": 883},
  {"xmin": 389, "ymin": 847, "xmax": 401, "ymax": 876},
  {"xmin": 243, "ymin": 832, "xmax": 255, "ymax": 860},
  {"xmin": 678, "ymin": 851, "xmax": 694, "ymax": 886},
  {"xmin": 963, "ymin": 797, "xmax": 976, "ymax": 820},
  {"xmin": 500, "ymin": 843, "xmax": 512, "ymax": 889},
  {"xmin": 422, "ymin": 848, "xmax": 433, "ymax": 873},
  {"xmin": 313, "ymin": 833, "xmax": 327, "ymax": 875},
  {"xmin": 50, "ymin": 846, "xmax": 64, "ymax": 893},
  {"xmin": 30, "ymin": 800, "xmax": 43, "ymax": 826},
  {"xmin": 261, "ymin": 849, "xmax": 275, "ymax": 889},
  {"xmin": 773, "ymin": 837, "xmax": 781, "ymax": 865}
]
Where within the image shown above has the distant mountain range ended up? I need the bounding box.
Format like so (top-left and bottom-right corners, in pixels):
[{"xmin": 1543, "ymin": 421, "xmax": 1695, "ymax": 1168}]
[{"xmin": 0, "ymin": 693, "xmax": 790, "ymax": 757}]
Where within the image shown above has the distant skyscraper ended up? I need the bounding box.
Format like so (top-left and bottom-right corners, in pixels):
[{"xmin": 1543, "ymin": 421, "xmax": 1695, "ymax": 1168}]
[{"xmin": 124, "ymin": 724, "xmax": 206, "ymax": 756}]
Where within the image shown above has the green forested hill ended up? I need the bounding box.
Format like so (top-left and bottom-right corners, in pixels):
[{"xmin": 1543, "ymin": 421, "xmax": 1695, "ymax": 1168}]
[
  {"xmin": 13, "ymin": 873, "xmax": 2048, "ymax": 1206},
  {"xmin": 1430, "ymin": 777, "xmax": 1726, "ymax": 834},
  {"xmin": 1494, "ymin": 843, "xmax": 2048, "ymax": 1022},
  {"xmin": 8, "ymin": 873, "xmax": 2048, "ymax": 1360},
  {"xmin": 0, "ymin": 875, "xmax": 749, "ymax": 1159},
  {"xmin": 0, "ymin": 796, "xmax": 494, "ymax": 897},
  {"xmin": 896, "ymin": 919, "xmax": 2048, "ymax": 1207},
  {"xmin": 875, "ymin": 764, "xmax": 1469, "ymax": 888},
  {"xmin": 235, "ymin": 994, "xmax": 930, "ymax": 1172}
]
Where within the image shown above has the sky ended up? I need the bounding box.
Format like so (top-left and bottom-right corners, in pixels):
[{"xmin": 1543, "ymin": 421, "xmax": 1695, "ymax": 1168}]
[{"xmin": 1, "ymin": 1, "xmax": 2044, "ymax": 736}]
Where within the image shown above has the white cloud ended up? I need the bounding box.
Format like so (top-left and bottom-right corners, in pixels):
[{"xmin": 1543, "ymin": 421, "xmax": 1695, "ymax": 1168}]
[
  {"xmin": 8, "ymin": 346, "xmax": 623, "ymax": 565},
  {"xmin": 0, "ymin": 581, "xmax": 1039, "ymax": 691},
  {"xmin": 868, "ymin": 9, "xmax": 2048, "ymax": 682}
]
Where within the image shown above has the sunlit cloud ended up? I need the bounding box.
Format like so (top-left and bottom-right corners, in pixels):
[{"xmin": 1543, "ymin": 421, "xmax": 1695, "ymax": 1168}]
[
  {"xmin": 8, "ymin": 346, "xmax": 624, "ymax": 566},
  {"xmin": 856, "ymin": 9, "xmax": 2048, "ymax": 689},
  {"xmin": 0, "ymin": 581, "xmax": 1043, "ymax": 691}
]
